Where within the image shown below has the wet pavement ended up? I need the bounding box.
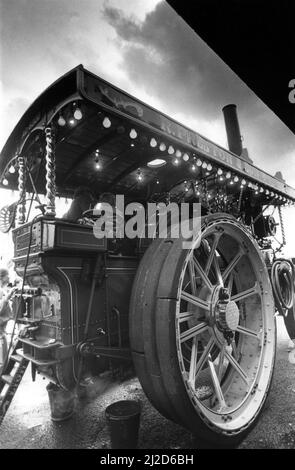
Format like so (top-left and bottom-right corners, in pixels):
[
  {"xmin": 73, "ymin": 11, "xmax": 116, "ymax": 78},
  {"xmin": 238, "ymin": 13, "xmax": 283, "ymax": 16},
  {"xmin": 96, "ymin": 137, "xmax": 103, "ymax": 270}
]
[{"xmin": 0, "ymin": 317, "xmax": 294, "ymax": 449}]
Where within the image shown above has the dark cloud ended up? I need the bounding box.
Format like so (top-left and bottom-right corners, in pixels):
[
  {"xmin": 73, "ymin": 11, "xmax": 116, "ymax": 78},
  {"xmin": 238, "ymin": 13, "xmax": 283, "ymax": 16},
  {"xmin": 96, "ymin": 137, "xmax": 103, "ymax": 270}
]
[
  {"xmin": 103, "ymin": 1, "xmax": 295, "ymax": 184},
  {"xmin": 103, "ymin": 1, "xmax": 253, "ymax": 117}
]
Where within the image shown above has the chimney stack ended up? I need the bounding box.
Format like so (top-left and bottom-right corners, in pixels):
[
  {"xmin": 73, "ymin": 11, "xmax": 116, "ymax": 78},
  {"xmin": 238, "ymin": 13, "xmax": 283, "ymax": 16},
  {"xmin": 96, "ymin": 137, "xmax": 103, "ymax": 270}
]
[{"xmin": 222, "ymin": 104, "xmax": 243, "ymax": 156}]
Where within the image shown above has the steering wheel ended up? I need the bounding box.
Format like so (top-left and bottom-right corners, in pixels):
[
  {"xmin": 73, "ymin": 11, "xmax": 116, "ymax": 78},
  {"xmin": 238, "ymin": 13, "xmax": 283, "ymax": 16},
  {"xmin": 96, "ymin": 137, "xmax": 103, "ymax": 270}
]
[{"xmin": 81, "ymin": 209, "xmax": 100, "ymax": 220}]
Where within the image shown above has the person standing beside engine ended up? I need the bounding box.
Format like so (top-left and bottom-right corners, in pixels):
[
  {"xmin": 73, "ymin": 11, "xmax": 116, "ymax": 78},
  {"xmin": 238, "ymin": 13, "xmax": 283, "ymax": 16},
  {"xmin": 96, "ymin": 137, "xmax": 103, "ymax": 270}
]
[{"xmin": 0, "ymin": 268, "xmax": 17, "ymax": 372}]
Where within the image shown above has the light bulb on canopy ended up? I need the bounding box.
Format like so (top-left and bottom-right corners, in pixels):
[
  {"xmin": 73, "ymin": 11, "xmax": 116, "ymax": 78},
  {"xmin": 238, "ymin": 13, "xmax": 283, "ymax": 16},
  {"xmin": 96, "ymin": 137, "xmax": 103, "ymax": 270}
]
[
  {"xmin": 58, "ymin": 114, "xmax": 66, "ymax": 127},
  {"xmin": 68, "ymin": 117, "xmax": 76, "ymax": 127},
  {"xmin": 73, "ymin": 103, "xmax": 83, "ymax": 120},
  {"xmin": 130, "ymin": 129, "xmax": 138, "ymax": 139},
  {"xmin": 103, "ymin": 117, "xmax": 112, "ymax": 129}
]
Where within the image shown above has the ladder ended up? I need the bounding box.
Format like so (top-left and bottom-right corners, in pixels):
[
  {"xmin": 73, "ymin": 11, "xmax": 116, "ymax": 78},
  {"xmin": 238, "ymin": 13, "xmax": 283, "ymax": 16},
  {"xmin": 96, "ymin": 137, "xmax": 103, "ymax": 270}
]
[{"xmin": 0, "ymin": 341, "xmax": 29, "ymax": 425}]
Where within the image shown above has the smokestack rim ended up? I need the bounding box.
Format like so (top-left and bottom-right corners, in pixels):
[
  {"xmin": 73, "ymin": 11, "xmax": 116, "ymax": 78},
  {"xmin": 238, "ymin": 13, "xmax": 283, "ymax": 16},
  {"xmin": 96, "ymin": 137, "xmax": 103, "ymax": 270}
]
[{"xmin": 222, "ymin": 104, "xmax": 238, "ymax": 113}]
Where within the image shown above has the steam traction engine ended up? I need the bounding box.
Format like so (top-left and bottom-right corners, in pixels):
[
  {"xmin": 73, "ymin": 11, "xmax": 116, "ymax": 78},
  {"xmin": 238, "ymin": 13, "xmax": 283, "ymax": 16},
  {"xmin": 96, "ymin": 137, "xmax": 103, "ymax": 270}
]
[{"xmin": 0, "ymin": 65, "xmax": 295, "ymax": 446}]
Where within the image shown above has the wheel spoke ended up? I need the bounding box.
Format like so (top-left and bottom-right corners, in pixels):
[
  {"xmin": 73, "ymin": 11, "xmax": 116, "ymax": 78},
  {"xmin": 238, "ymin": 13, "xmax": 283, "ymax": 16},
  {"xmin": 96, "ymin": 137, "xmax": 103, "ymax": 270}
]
[
  {"xmin": 177, "ymin": 311, "xmax": 195, "ymax": 323},
  {"xmin": 208, "ymin": 353, "xmax": 227, "ymax": 409},
  {"xmin": 227, "ymin": 273, "xmax": 234, "ymax": 297},
  {"xmin": 204, "ymin": 233, "xmax": 222, "ymax": 275},
  {"xmin": 213, "ymin": 254, "xmax": 224, "ymax": 287},
  {"xmin": 188, "ymin": 259, "xmax": 197, "ymax": 295},
  {"xmin": 192, "ymin": 256, "xmax": 213, "ymax": 290},
  {"xmin": 217, "ymin": 345, "xmax": 226, "ymax": 381},
  {"xmin": 194, "ymin": 336, "xmax": 215, "ymax": 379},
  {"xmin": 188, "ymin": 337, "xmax": 198, "ymax": 385},
  {"xmin": 231, "ymin": 282, "xmax": 259, "ymax": 303},
  {"xmin": 180, "ymin": 321, "xmax": 208, "ymax": 343},
  {"xmin": 222, "ymin": 250, "xmax": 243, "ymax": 283},
  {"xmin": 224, "ymin": 350, "xmax": 249, "ymax": 385},
  {"xmin": 236, "ymin": 325, "xmax": 261, "ymax": 340},
  {"xmin": 231, "ymin": 342, "xmax": 239, "ymax": 359},
  {"xmin": 181, "ymin": 291, "xmax": 210, "ymax": 311}
]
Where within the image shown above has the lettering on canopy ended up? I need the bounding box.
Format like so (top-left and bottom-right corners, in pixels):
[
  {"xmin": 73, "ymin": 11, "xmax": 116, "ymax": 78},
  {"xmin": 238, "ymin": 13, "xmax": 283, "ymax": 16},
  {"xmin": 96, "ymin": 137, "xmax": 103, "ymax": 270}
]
[{"xmin": 84, "ymin": 73, "xmax": 294, "ymax": 199}]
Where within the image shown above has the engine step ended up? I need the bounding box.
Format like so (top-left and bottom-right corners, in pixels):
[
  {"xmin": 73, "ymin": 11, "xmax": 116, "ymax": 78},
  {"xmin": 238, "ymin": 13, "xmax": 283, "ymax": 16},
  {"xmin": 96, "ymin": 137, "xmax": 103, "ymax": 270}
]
[
  {"xmin": 0, "ymin": 375, "xmax": 13, "ymax": 385},
  {"xmin": 10, "ymin": 354, "xmax": 23, "ymax": 364}
]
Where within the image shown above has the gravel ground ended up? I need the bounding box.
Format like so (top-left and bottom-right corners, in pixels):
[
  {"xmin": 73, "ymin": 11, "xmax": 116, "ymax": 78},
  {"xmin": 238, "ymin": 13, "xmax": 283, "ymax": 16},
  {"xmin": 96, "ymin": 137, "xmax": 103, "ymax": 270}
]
[{"xmin": 0, "ymin": 316, "xmax": 294, "ymax": 449}]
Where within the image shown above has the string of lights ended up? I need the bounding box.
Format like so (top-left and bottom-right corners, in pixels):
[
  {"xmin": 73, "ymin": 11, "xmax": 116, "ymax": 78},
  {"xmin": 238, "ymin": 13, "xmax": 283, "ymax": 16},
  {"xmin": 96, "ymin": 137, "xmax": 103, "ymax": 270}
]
[{"xmin": 1, "ymin": 101, "xmax": 294, "ymax": 209}]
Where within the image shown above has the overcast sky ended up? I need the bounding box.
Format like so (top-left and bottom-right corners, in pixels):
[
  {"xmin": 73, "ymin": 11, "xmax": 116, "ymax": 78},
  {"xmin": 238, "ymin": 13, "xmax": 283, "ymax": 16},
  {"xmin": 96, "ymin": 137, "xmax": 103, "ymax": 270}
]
[{"xmin": 0, "ymin": 0, "xmax": 295, "ymax": 255}]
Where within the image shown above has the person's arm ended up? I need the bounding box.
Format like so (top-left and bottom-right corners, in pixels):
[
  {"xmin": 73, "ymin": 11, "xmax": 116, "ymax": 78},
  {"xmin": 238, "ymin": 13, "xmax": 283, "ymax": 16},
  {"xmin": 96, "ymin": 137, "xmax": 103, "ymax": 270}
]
[{"xmin": 0, "ymin": 287, "xmax": 17, "ymax": 320}]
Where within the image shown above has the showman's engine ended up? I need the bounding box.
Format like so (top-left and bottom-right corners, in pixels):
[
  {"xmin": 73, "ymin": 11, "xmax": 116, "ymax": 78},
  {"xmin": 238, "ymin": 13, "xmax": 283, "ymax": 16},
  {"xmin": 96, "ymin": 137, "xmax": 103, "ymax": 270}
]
[{"xmin": 0, "ymin": 65, "xmax": 294, "ymax": 447}]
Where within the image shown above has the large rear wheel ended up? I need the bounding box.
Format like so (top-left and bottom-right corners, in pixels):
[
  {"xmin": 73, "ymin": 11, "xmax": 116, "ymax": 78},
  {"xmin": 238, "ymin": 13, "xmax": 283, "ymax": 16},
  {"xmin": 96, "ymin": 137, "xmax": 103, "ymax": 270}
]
[{"xmin": 130, "ymin": 214, "xmax": 276, "ymax": 447}]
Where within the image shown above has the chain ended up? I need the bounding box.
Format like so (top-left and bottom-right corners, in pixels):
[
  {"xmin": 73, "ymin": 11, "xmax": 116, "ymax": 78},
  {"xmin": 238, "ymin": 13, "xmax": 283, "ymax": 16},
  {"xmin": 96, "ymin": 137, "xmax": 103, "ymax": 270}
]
[
  {"xmin": 237, "ymin": 186, "xmax": 244, "ymax": 214},
  {"xmin": 17, "ymin": 155, "xmax": 26, "ymax": 225},
  {"xmin": 278, "ymin": 205, "xmax": 286, "ymax": 246},
  {"xmin": 45, "ymin": 126, "xmax": 56, "ymax": 217}
]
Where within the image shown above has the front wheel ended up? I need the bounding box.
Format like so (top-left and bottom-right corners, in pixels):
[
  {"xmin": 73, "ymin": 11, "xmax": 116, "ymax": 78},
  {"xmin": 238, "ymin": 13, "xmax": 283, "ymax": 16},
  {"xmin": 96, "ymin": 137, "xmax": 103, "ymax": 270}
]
[{"xmin": 130, "ymin": 214, "xmax": 276, "ymax": 447}]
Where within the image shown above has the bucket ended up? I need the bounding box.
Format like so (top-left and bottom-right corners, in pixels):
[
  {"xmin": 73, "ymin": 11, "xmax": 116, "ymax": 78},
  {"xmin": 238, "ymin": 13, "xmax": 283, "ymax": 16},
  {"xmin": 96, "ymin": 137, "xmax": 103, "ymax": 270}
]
[
  {"xmin": 46, "ymin": 383, "xmax": 75, "ymax": 422},
  {"xmin": 105, "ymin": 400, "xmax": 141, "ymax": 449}
]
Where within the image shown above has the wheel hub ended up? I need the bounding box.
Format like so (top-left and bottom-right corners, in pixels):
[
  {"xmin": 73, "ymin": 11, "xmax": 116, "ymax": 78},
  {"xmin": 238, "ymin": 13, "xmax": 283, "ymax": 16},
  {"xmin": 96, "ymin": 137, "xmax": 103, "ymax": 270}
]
[
  {"xmin": 218, "ymin": 300, "xmax": 240, "ymax": 331},
  {"xmin": 211, "ymin": 286, "xmax": 240, "ymax": 333}
]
